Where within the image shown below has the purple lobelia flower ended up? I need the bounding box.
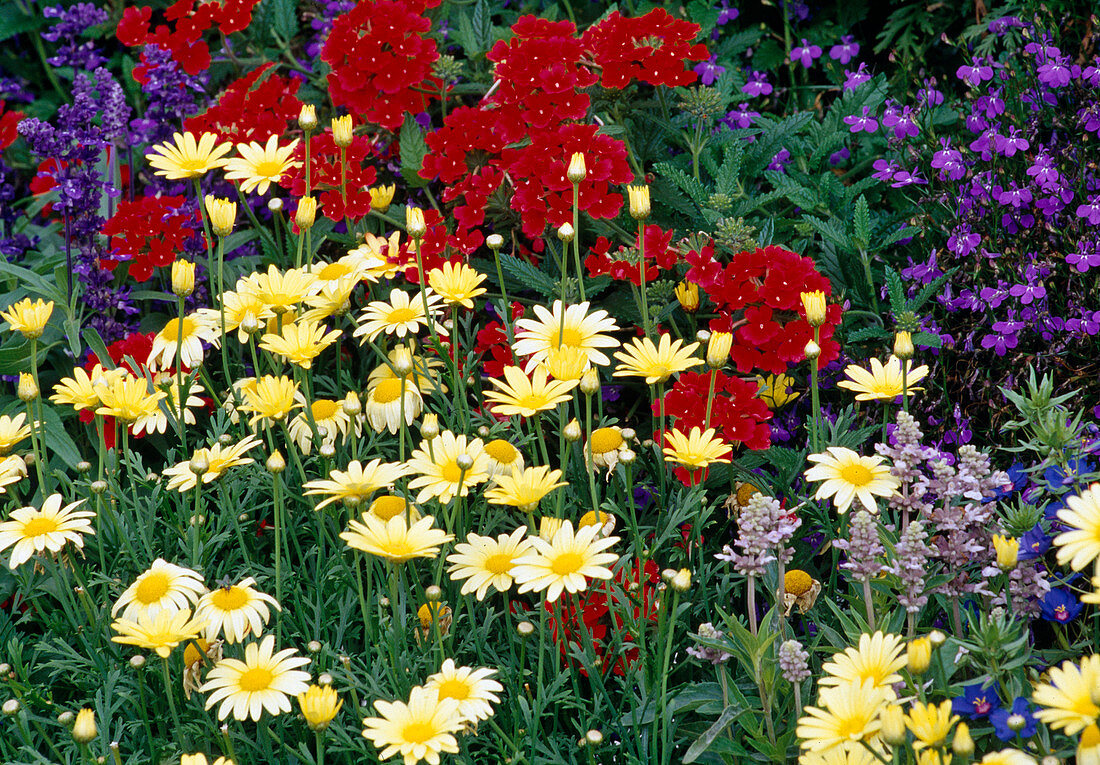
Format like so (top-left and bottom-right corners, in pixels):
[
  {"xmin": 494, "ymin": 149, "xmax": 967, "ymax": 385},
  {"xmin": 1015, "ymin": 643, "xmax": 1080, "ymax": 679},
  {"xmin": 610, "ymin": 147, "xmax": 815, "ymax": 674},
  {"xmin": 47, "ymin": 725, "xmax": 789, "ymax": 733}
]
[
  {"xmin": 741, "ymin": 71, "xmax": 772, "ymax": 97},
  {"xmin": 693, "ymin": 56, "xmax": 726, "ymax": 86},
  {"xmin": 1077, "ymin": 196, "xmax": 1100, "ymax": 225},
  {"xmin": 882, "ymin": 103, "xmax": 919, "ymax": 140},
  {"xmin": 844, "ymin": 106, "xmax": 878, "ymax": 134},
  {"xmin": 790, "ymin": 39, "xmax": 822, "ymax": 69},
  {"xmin": 716, "ymin": 0, "xmax": 739, "ymax": 25},
  {"xmin": 843, "ymin": 63, "xmax": 872, "ymax": 91},
  {"xmin": 828, "ymin": 35, "xmax": 860, "ymax": 65},
  {"xmin": 957, "ymin": 61, "xmax": 994, "ymax": 87},
  {"xmin": 767, "ymin": 148, "xmax": 791, "ymax": 172}
]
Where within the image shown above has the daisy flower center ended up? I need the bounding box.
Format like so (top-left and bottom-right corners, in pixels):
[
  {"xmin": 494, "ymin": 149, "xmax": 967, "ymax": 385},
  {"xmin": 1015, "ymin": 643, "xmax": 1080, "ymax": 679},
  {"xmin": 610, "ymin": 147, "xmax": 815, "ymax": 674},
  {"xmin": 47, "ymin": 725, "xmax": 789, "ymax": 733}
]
[
  {"xmin": 484, "ymin": 440, "xmax": 518, "ymax": 464},
  {"xmin": 312, "ymin": 399, "xmax": 340, "ymax": 420},
  {"xmin": 590, "ymin": 428, "xmax": 623, "ymax": 454},
  {"xmin": 252, "ymin": 158, "xmax": 286, "ymax": 178},
  {"xmin": 135, "ymin": 572, "xmax": 171, "ymax": 604},
  {"xmin": 210, "ymin": 587, "xmax": 250, "ymax": 611},
  {"xmin": 163, "ymin": 316, "xmax": 195, "ymax": 339},
  {"xmin": 435, "ymin": 679, "xmax": 471, "ymax": 701},
  {"xmin": 238, "ymin": 667, "xmax": 274, "ymax": 692},
  {"xmin": 318, "ymin": 263, "xmax": 351, "ymax": 281},
  {"xmin": 835, "ymin": 715, "xmax": 867, "ymax": 740},
  {"xmin": 839, "ymin": 463, "xmax": 874, "ymax": 487},
  {"xmin": 402, "ymin": 720, "xmax": 437, "ymax": 744},
  {"xmin": 551, "ymin": 551, "xmax": 584, "ymax": 575},
  {"xmin": 373, "ymin": 379, "xmax": 404, "ymax": 404},
  {"xmin": 441, "ymin": 461, "xmax": 465, "ymax": 484},
  {"xmin": 484, "ymin": 553, "xmax": 514, "ymax": 575},
  {"xmin": 21, "ymin": 516, "xmax": 58, "ymax": 537},
  {"xmin": 371, "ymin": 496, "xmax": 408, "ymax": 520},
  {"xmin": 785, "ymin": 569, "xmax": 813, "ymax": 596},
  {"xmin": 387, "ymin": 307, "xmax": 418, "ymax": 324},
  {"xmin": 553, "ymin": 327, "xmax": 584, "ymax": 348}
]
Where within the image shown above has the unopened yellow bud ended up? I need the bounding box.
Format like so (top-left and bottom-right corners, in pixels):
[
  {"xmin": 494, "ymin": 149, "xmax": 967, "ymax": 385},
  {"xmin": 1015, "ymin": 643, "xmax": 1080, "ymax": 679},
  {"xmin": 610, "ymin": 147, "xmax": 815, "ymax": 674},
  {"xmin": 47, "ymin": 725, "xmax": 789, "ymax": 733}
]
[
  {"xmin": 894, "ymin": 331, "xmax": 914, "ymax": 360},
  {"xmin": 17, "ymin": 372, "xmax": 38, "ymax": 402},
  {"xmin": 880, "ymin": 703, "xmax": 907, "ymax": 746},
  {"xmin": 295, "ymin": 197, "xmax": 317, "ymax": 230},
  {"xmin": 171, "ymin": 260, "xmax": 196, "ymax": 298},
  {"xmin": 800, "ymin": 290, "xmax": 826, "ymax": 327},
  {"xmin": 406, "ymin": 206, "xmax": 426, "ymax": 239},
  {"xmin": 804, "ymin": 340, "xmax": 820, "ymax": 361},
  {"xmin": 628, "ymin": 185, "xmax": 651, "ymax": 220},
  {"xmin": 992, "ymin": 534, "xmax": 1019, "ymax": 570},
  {"xmin": 907, "ymin": 637, "xmax": 932, "ymax": 675},
  {"xmin": 952, "ymin": 722, "xmax": 974, "ymax": 757},
  {"xmin": 266, "ymin": 450, "xmax": 286, "ymax": 474},
  {"xmin": 420, "ymin": 413, "xmax": 440, "ymax": 440},
  {"xmin": 670, "ymin": 568, "xmax": 691, "ymax": 592},
  {"xmin": 204, "ymin": 195, "xmax": 236, "ymax": 238},
  {"xmin": 580, "ymin": 368, "xmax": 600, "ymax": 396},
  {"xmin": 331, "ymin": 115, "xmax": 353, "ymax": 148},
  {"xmin": 707, "ymin": 331, "xmax": 733, "ymax": 369},
  {"xmin": 298, "ymin": 685, "xmax": 342, "ymax": 732},
  {"xmin": 72, "ymin": 708, "xmax": 97, "ymax": 743},
  {"xmin": 563, "ymin": 418, "xmax": 582, "ymax": 442},
  {"xmin": 557, "ymin": 223, "xmax": 575, "ymax": 242},
  {"xmin": 567, "ymin": 152, "xmax": 586, "ymax": 183}
]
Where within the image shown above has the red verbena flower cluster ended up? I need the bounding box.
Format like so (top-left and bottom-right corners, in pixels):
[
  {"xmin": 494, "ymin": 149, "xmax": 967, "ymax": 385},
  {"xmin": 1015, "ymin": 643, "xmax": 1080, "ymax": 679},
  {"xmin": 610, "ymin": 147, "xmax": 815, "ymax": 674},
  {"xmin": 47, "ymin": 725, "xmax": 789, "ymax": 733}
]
[
  {"xmin": 101, "ymin": 195, "xmax": 199, "ymax": 282},
  {"xmin": 474, "ymin": 302, "xmax": 525, "ymax": 379},
  {"xmin": 421, "ymin": 11, "xmax": 706, "ymax": 242},
  {"xmin": 82, "ymin": 332, "xmax": 156, "ymax": 448},
  {"xmin": 585, "ymin": 224, "xmax": 678, "ymax": 285},
  {"xmin": 0, "ymin": 101, "xmax": 24, "ymax": 151},
  {"xmin": 321, "ymin": 0, "xmax": 442, "ymax": 131},
  {"xmin": 117, "ymin": 0, "xmax": 263, "ymax": 75},
  {"xmin": 184, "ymin": 65, "xmax": 303, "ymax": 145},
  {"xmin": 685, "ymin": 243, "xmax": 842, "ymax": 375},
  {"xmin": 656, "ymin": 370, "xmax": 773, "ymax": 454},
  {"xmin": 543, "ymin": 558, "xmax": 660, "ymax": 677}
]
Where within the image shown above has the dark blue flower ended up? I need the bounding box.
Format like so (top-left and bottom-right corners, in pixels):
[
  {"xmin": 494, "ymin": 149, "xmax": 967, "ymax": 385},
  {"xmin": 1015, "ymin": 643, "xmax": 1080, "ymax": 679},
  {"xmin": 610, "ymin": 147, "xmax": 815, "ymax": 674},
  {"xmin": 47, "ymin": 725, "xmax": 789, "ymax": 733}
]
[
  {"xmin": 1044, "ymin": 457, "xmax": 1095, "ymax": 489},
  {"xmin": 1040, "ymin": 587, "xmax": 1083, "ymax": 624},
  {"xmin": 952, "ymin": 682, "xmax": 1001, "ymax": 718},
  {"xmin": 1017, "ymin": 524, "xmax": 1051, "ymax": 561},
  {"xmin": 989, "ymin": 697, "xmax": 1037, "ymax": 741}
]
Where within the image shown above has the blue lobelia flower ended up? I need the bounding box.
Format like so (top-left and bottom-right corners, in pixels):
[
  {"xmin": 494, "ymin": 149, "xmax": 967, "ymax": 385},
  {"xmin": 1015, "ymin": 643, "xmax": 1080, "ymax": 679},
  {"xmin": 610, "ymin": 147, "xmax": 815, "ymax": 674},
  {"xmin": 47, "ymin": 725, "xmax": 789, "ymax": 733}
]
[
  {"xmin": 952, "ymin": 681, "xmax": 1001, "ymax": 719},
  {"xmin": 1017, "ymin": 524, "xmax": 1052, "ymax": 561},
  {"xmin": 1040, "ymin": 587, "xmax": 1083, "ymax": 624}
]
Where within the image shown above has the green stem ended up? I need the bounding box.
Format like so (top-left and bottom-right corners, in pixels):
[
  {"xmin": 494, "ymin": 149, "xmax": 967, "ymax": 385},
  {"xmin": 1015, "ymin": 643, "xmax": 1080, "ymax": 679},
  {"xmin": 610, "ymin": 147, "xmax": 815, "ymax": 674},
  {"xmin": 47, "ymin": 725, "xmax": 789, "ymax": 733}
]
[
  {"xmin": 572, "ymin": 183, "xmax": 586, "ymax": 303},
  {"xmin": 638, "ymin": 222, "xmax": 650, "ymax": 337},
  {"xmin": 160, "ymin": 657, "xmax": 188, "ymax": 749}
]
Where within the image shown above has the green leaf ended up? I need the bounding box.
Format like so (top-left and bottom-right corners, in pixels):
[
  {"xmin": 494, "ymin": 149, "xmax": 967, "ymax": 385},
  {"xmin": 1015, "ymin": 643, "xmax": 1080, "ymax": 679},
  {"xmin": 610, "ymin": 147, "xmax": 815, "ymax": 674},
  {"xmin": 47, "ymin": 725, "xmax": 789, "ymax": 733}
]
[
  {"xmin": 885, "ymin": 267, "xmax": 906, "ymax": 317},
  {"xmin": 654, "ymin": 162, "xmax": 708, "ymax": 208},
  {"xmin": 912, "ymin": 331, "xmax": 942, "ymax": 348},
  {"xmin": 0, "ymin": 340, "xmax": 54, "ymax": 376},
  {"xmin": 853, "ymin": 196, "xmax": 870, "ymax": 249},
  {"xmin": 40, "ymin": 403, "xmax": 83, "ymax": 470},
  {"xmin": 400, "ymin": 115, "xmax": 429, "ymax": 188},
  {"xmin": 684, "ymin": 705, "xmax": 744, "ymax": 763},
  {"xmin": 846, "ymin": 326, "xmax": 890, "ymax": 344},
  {"xmin": 0, "ymin": 13, "xmax": 42, "ymax": 43},
  {"xmin": 801, "ymin": 216, "xmax": 854, "ymax": 253},
  {"xmin": 715, "ymin": 142, "xmax": 743, "ymax": 199},
  {"xmin": 497, "ymin": 253, "xmax": 558, "ymax": 297},
  {"xmin": 82, "ymin": 328, "xmax": 115, "ymax": 369},
  {"xmin": 471, "ymin": 0, "xmax": 492, "ymax": 51},
  {"xmin": 270, "ymin": 0, "xmax": 299, "ymax": 41}
]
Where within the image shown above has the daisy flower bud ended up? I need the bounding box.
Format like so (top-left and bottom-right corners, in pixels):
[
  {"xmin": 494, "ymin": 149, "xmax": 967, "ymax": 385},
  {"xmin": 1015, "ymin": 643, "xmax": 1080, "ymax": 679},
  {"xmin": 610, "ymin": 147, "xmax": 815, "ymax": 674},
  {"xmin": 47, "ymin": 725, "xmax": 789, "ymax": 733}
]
[
  {"xmin": 706, "ymin": 332, "xmax": 733, "ymax": 369},
  {"xmin": 295, "ymin": 197, "xmax": 317, "ymax": 230},
  {"xmin": 369, "ymin": 185, "xmax": 395, "ymax": 213},
  {"xmin": 800, "ymin": 290, "xmax": 826, "ymax": 327},
  {"xmin": 332, "ymin": 115, "xmax": 353, "ymax": 148},
  {"xmin": 567, "ymin": 152, "xmax": 586, "ymax": 183},
  {"xmin": 171, "ymin": 260, "xmax": 196, "ymax": 298},
  {"xmin": 675, "ymin": 281, "xmax": 700, "ymax": 312},
  {"xmin": 628, "ymin": 185, "xmax": 651, "ymax": 220},
  {"xmin": 298, "ymin": 104, "xmax": 318, "ymax": 131},
  {"xmin": 804, "ymin": 340, "xmax": 821, "ymax": 360},
  {"xmin": 204, "ymin": 195, "xmax": 236, "ymax": 238},
  {"xmin": 405, "ymin": 206, "xmax": 427, "ymax": 239},
  {"xmin": 1, "ymin": 699, "xmax": 19, "ymax": 716},
  {"xmin": 580, "ymin": 368, "xmax": 600, "ymax": 396},
  {"xmin": 17, "ymin": 373, "xmax": 38, "ymax": 402},
  {"xmin": 563, "ymin": 419, "xmax": 582, "ymax": 442},
  {"xmin": 72, "ymin": 708, "xmax": 97, "ymax": 743},
  {"xmin": 952, "ymin": 722, "xmax": 974, "ymax": 757},
  {"xmin": 557, "ymin": 223, "xmax": 575, "ymax": 242},
  {"xmin": 486, "ymin": 234, "xmax": 504, "ymax": 250},
  {"xmin": 894, "ymin": 330, "xmax": 914, "ymax": 360},
  {"xmin": 267, "ymin": 197, "xmax": 284, "ymax": 214}
]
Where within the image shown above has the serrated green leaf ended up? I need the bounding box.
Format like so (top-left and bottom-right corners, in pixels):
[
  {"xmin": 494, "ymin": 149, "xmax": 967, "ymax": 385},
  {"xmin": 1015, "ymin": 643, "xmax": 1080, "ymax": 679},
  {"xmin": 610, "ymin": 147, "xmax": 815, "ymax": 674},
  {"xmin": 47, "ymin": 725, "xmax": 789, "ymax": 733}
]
[
  {"xmin": 498, "ymin": 253, "xmax": 558, "ymax": 298},
  {"xmin": 854, "ymin": 196, "xmax": 870, "ymax": 248},
  {"xmin": 715, "ymin": 142, "xmax": 743, "ymax": 198},
  {"xmin": 654, "ymin": 162, "xmax": 708, "ymax": 208},
  {"xmin": 802, "ymin": 216, "xmax": 853, "ymax": 253},
  {"xmin": 885, "ymin": 268, "xmax": 906, "ymax": 317},
  {"xmin": 471, "ymin": 0, "xmax": 491, "ymax": 51},
  {"xmin": 846, "ymin": 326, "xmax": 890, "ymax": 343},
  {"xmin": 400, "ymin": 115, "xmax": 429, "ymax": 188},
  {"xmin": 912, "ymin": 331, "xmax": 943, "ymax": 348},
  {"xmin": 270, "ymin": 0, "xmax": 298, "ymax": 41}
]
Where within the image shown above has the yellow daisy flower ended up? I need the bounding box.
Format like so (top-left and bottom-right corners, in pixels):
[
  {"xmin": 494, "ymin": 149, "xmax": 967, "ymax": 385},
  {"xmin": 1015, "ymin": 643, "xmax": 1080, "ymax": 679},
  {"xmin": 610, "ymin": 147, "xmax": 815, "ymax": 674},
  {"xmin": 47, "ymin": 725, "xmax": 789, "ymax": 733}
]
[
  {"xmin": 145, "ymin": 131, "xmax": 232, "ymax": 179},
  {"xmin": 340, "ymin": 513, "xmax": 454, "ymax": 563},
  {"xmin": 612, "ymin": 333, "xmax": 702, "ymax": 384},
  {"xmin": 110, "ymin": 607, "xmax": 207, "ymax": 658},
  {"xmin": 351, "ymin": 231, "xmax": 404, "ymax": 281},
  {"xmin": 368, "ymin": 495, "xmax": 420, "ymax": 523},
  {"xmin": 425, "ymin": 659, "xmax": 503, "ymax": 724},
  {"xmin": 0, "ymin": 454, "xmax": 27, "ymax": 494},
  {"xmin": 427, "ymin": 262, "xmax": 487, "ymax": 309},
  {"xmin": 446, "ymin": 527, "xmax": 532, "ymax": 600},
  {"xmin": 200, "ymin": 634, "xmax": 311, "ymax": 721},
  {"xmin": 796, "ymin": 679, "xmax": 889, "ymax": 753},
  {"xmin": 300, "ymin": 276, "xmax": 360, "ymax": 323},
  {"xmin": 0, "ymin": 494, "xmax": 94, "ymax": 569},
  {"xmin": 585, "ymin": 425, "xmax": 630, "ymax": 474},
  {"xmin": 220, "ymin": 290, "xmax": 275, "ymax": 343},
  {"xmin": 369, "ymin": 184, "xmax": 396, "ymax": 212},
  {"xmin": 484, "ymin": 466, "xmax": 566, "ymax": 513},
  {"xmin": 353, "ymin": 287, "xmax": 445, "ymax": 343},
  {"xmin": 223, "ymin": 135, "xmax": 302, "ymax": 195},
  {"xmin": 195, "ymin": 577, "xmax": 280, "ymax": 644},
  {"xmin": 112, "ymin": 558, "xmax": 206, "ymax": 621},
  {"xmin": 0, "ymin": 297, "xmax": 53, "ymax": 339},
  {"xmin": 510, "ymin": 520, "xmax": 620, "ymax": 603},
  {"xmin": 819, "ymin": 631, "xmax": 907, "ymax": 692},
  {"xmin": 804, "ymin": 447, "xmax": 900, "ymax": 514},
  {"xmin": 836, "ymin": 356, "xmax": 929, "ymax": 401},
  {"xmin": 95, "ymin": 375, "xmax": 167, "ymax": 424},
  {"xmin": 512, "ymin": 300, "xmax": 620, "ymax": 371},
  {"xmin": 662, "ymin": 427, "xmax": 732, "ymax": 469},
  {"xmin": 406, "ymin": 431, "xmax": 489, "ymax": 505},
  {"xmin": 484, "ymin": 365, "xmax": 578, "ymax": 418},
  {"xmin": 258, "ymin": 319, "xmax": 341, "ymax": 369},
  {"xmin": 483, "ymin": 439, "xmax": 524, "ymax": 478},
  {"xmin": 905, "ymin": 700, "xmax": 957, "ymax": 751},
  {"xmin": 162, "ymin": 435, "xmax": 263, "ymax": 492},
  {"xmin": 50, "ymin": 364, "xmax": 125, "ymax": 413},
  {"xmin": 181, "ymin": 755, "xmax": 233, "ymax": 765},
  {"xmin": 978, "ymin": 751, "xmax": 1037, "ymax": 765},
  {"xmin": 289, "ymin": 395, "xmax": 358, "ymax": 455},
  {"xmin": 757, "ymin": 373, "xmax": 800, "ymax": 409},
  {"xmin": 132, "ymin": 377, "xmax": 206, "ymax": 437},
  {"xmin": 148, "ymin": 312, "xmax": 221, "ymax": 371},
  {"xmin": 0, "ymin": 413, "xmax": 32, "ymax": 455},
  {"xmin": 1032, "ymin": 654, "xmax": 1100, "ymax": 734},
  {"xmin": 1054, "ymin": 483, "xmax": 1100, "ymax": 573},
  {"xmin": 364, "ymin": 377, "xmax": 423, "ymax": 435},
  {"xmin": 239, "ymin": 375, "xmax": 301, "ymax": 427},
  {"xmin": 304, "ymin": 459, "xmax": 411, "ymax": 511},
  {"xmin": 239, "ymin": 265, "xmax": 316, "ymax": 315},
  {"xmin": 362, "ymin": 685, "xmax": 462, "ymax": 765}
]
